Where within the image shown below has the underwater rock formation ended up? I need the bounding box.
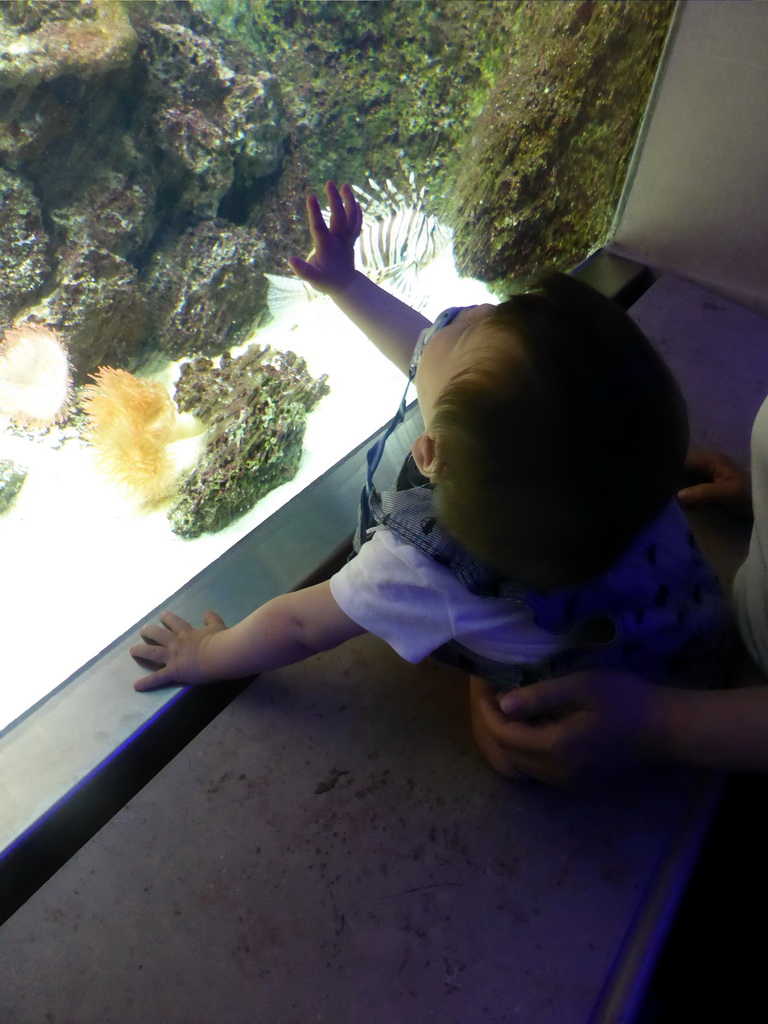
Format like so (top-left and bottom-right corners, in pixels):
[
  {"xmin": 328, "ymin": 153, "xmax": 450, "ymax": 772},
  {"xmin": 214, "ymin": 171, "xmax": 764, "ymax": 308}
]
[
  {"xmin": 0, "ymin": 324, "xmax": 71, "ymax": 427},
  {"xmin": 49, "ymin": 171, "xmax": 157, "ymax": 262},
  {"xmin": 0, "ymin": 0, "xmax": 674, "ymax": 375},
  {"xmin": 144, "ymin": 221, "xmax": 268, "ymax": 360},
  {"xmin": 195, "ymin": 0, "xmax": 530, "ymax": 273},
  {"xmin": 31, "ymin": 247, "xmax": 151, "ymax": 385},
  {"xmin": 0, "ymin": 169, "xmax": 50, "ymax": 333},
  {"xmin": 0, "ymin": 1, "xmax": 286, "ymax": 379},
  {"xmin": 82, "ymin": 366, "xmax": 190, "ymax": 504},
  {"xmin": 0, "ymin": 1, "xmax": 137, "ymax": 90},
  {"xmin": 168, "ymin": 345, "xmax": 330, "ymax": 538},
  {"xmin": 0, "ymin": 458, "xmax": 27, "ymax": 515},
  {"xmin": 197, "ymin": 0, "xmax": 674, "ymax": 287},
  {"xmin": 449, "ymin": 0, "xmax": 675, "ymax": 288},
  {"xmin": 140, "ymin": 19, "xmax": 286, "ymax": 220}
]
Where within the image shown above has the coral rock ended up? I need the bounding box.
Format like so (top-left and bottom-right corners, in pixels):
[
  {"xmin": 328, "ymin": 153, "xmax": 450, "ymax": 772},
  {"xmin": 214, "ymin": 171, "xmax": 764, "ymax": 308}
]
[
  {"xmin": 49, "ymin": 171, "xmax": 157, "ymax": 262},
  {"xmin": 449, "ymin": 1, "xmax": 675, "ymax": 287},
  {"xmin": 138, "ymin": 19, "xmax": 287, "ymax": 219},
  {"xmin": 0, "ymin": 3, "xmax": 283, "ymax": 380},
  {"xmin": 31, "ymin": 246, "xmax": 151, "ymax": 383},
  {"xmin": 168, "ymin": 345, "xmax": 330, "ymax": 538},
  {"xmin": 224, "ymin": 72, "xmax": 286, "ymax": 185},
  {"xmin": 0, "ymin": 169, "xmax": 51, "ymax": 332},
  {"xmin": 145, "ymin": 221, "xmax": 268, "ymax": 360},
  {"xmin": 0, "ymin": 1, "xmax": 138, "ymax": 90}
]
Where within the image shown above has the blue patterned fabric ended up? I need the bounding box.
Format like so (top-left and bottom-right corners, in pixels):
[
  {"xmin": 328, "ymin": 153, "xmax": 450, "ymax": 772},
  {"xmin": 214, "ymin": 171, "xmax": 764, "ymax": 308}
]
[
  {"xmin": 362, "ymin": 461, "xmax": 728, "ymax": 687},
  {"xmin": 355, "ymin": 455, "xmax": 728, "ymax": 689}
]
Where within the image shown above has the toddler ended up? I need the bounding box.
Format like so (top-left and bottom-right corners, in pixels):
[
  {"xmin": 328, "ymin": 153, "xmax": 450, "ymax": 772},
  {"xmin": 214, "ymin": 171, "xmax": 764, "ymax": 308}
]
[{"xmin": 132, "ymin": 182, "xmax": 727, "ymax": 695}]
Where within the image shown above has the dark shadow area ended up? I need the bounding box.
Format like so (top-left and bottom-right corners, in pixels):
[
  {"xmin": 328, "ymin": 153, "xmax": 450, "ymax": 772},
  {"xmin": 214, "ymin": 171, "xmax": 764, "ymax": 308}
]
[{"xmin": 640, "ymin": 771, "xmax": 768, "ymax": 1021}]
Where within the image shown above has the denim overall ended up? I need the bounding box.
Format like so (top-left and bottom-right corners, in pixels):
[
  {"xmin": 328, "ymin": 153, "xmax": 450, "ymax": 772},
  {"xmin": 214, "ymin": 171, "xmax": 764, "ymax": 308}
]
[{"xmin": 352, "ymin": 308, "xmax": 729, "ymax": 689}]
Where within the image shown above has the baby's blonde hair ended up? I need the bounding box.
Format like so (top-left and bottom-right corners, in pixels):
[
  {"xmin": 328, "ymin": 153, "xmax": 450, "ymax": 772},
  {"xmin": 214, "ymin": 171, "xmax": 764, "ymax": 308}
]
[{"xmin": 430, "ymin": 271, "xmax": 688, "ymax": 590}]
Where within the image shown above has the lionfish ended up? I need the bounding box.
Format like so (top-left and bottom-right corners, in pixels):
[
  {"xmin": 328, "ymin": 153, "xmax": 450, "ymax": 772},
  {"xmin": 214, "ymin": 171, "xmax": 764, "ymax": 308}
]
[{"xmin": 265, "ymin": 172, "xmax": 454, "ymax": 319}]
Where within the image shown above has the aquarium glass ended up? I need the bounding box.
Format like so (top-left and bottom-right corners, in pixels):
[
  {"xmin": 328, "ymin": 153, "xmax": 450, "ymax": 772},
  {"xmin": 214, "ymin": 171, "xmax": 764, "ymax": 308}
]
[{"xmin": 0, "ymin": 0, "xmax": 674, "ymax": 730}]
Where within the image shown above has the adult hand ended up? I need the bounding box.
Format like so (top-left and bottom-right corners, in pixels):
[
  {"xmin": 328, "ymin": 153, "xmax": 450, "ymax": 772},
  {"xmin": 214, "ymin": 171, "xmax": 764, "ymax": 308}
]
[
  {"xmin": 131, "ymin": 610, "xmax": 227, "ymax": 691},
  {"xmin": 678, "ymin": 448, "xmax": 752, "ymax": 519},
  {"xmin": 288, "ymin": 180, "xmax": 362, "ymax": 295},
  {"xmin": 469, "ymin": 671, "xmax": 659, "ymax": 786}
]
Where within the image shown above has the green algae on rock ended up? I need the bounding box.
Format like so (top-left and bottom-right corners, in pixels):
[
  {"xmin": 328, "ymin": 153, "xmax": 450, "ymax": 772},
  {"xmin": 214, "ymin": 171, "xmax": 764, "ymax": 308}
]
[
  {"xmin": 27, "ymin": 246, "xmax": 151, "ymax": 386},
  {"xmin": 0, "ymin": 0, "xmax": 137, "ymax": 90},
  {"xmin": 144, "ymin": 222, "xmax": 269, "ymax": 361},
  {"xmin": 0, "ymin": 459, "xmax": 27, "ymax": 515},
  {"xmin": 0, "ymin": 169, "xmax": 51, "ymax": 333},
  {"xmin": 449, "ymin": 0, "xmax": 676, "ymax": 290},
  {"xmin": 168, "ymin": 345, "xmax": 330, "ymax": 538},
  {"xmin": 0, "ymin": 1, "xmax": 286, "ymax": 381},
  {"xmin": 0, "ymin": 0, "xmax": 675, "ymax": 381},
  {"xmin": 193, "ymin": 0, "xmax": 673, "ymax": 288},
  {"xmin": 139, "ymin": 18, "xmax": 287, "ymax": 220}
]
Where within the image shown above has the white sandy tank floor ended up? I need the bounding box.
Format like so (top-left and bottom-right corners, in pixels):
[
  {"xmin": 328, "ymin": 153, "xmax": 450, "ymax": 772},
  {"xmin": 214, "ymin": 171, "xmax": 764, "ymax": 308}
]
[{"xmin": 0, "ymin": 271, "xmax": 766, "ymax": 1023}]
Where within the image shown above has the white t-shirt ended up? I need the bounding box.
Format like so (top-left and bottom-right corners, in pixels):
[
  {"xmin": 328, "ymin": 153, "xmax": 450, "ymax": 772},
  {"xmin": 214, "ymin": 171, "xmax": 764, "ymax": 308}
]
[
  {"xmin": 330, "ymin": 527, "xmax": 563, "ymax": 665},
  {"xmin": 733, "ymin": 394, "xmax": 768, "ymax": 673}
]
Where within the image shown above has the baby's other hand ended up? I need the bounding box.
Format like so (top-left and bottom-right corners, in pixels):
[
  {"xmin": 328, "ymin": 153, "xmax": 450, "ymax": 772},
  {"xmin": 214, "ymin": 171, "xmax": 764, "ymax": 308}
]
[
  {"xmin": 288, "ymin": 181, "xmax": 362, "ymax": 295},
  {"xmin": 131, "ymin": 610, "xmax": 226, "ymax": 691},
  {"xmin": 678, "ymin": 448, "xmax": 752, "ymax": 519}
]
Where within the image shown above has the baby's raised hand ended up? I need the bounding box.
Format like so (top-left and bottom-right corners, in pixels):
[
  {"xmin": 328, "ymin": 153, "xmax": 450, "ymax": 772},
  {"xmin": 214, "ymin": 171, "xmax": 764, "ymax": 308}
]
[
  {"xmin": 131, "ymin": 609, "xmax": 227, "ymax": 690},
  {"xmin": 288, "ymin": 180, "xmax": 362, "ymax": 295}
]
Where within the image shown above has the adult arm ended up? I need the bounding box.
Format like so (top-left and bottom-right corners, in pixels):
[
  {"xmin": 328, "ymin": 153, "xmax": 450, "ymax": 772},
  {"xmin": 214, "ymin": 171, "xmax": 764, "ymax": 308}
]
[
  {"xmin": 469, "ymin": 445, "xmax": 758, "ymax": 784},
  {"xmin": 288, "ymin": 181, "xmax": 430, "ymax": 375},
  {"xmin": 678, "ymin": 448, "xmax": 753, "ymax": 518},
  {"xmin": 470, "ymin": 673, "xmax": 768, "ymax": 785}
]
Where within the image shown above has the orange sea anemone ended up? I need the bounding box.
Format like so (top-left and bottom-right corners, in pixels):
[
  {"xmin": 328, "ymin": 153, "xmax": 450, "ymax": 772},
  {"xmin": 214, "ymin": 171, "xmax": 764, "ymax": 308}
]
[
  {"xmin": 82, "ymin": 367, "xmax": 188, "ymax": 504},
  {"xmin": 0, "ymin": 324, "xmax": 72, "ymax": 428}
]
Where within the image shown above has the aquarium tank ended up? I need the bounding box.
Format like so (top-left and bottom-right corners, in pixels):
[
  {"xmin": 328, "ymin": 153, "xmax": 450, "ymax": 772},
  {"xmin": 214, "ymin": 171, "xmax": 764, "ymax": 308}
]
[{"xmin": 0, "ymin": 0, "xmax": 674, "ymax": 731}]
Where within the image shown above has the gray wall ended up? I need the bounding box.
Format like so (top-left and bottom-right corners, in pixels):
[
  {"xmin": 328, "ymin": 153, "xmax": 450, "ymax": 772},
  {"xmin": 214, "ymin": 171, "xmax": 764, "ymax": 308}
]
[{"xmin": 613, "ymin": 0, "xmax": 768, "ymax": 309}]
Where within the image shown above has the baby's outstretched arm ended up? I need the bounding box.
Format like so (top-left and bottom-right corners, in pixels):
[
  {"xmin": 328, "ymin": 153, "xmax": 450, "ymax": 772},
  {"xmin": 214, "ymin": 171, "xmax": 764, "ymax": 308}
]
[
  {"xmin": 289, "ymin": 180, "xmax": 431, "ymax": 375},
  {"xmin": 131, "ymin": 581, "xmax": 366, "ymax": 691}
]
